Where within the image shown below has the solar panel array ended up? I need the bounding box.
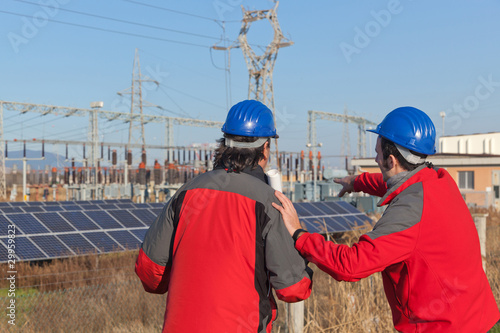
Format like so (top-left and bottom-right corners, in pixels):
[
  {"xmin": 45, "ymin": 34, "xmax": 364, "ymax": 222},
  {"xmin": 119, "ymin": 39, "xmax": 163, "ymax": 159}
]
[
  {"xmin": 0, "ymin": 199, "xmax": 165, "ymax": 263},
  {"xmin": 0, "ymin": 199, "xmax": 368, "ymax": 263}
]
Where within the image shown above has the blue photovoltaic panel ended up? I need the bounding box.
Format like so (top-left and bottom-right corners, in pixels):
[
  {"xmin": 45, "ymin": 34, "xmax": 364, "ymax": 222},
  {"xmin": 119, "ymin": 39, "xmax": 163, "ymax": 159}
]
[
  {"xmin": 148, "ymin": 203, "xmax": 165, "ymax": 209},
  {"xmin": 129, "ymin": 209, "xmax": 157, "ymax": 226},
  {"xmin": 22, "ymin": 206, "xmax": 45, "ymax": 213},
  {"xmin": 8, "ymin": 214, "xmax": 50, "ymax": 234},
  {"xmin": 130, "ymin": 228, "xmax": 147, "ymax": 242},
  {"xmin": 0, "ymin": 244, "xmax": 10, "ymax": 262},
  {"xmin": 31, "ymin": 235, "xmax": 72, "ymax": 257},
  {"xmin": 44, "ymin": 201, "xmax": 61, "ymax": 206},
  {"xmin": 62, "ymin": 205, "xmax": 83, "ymax": 211},
  {"xmin": 1, "ymin": 207, "xmax": 24, "ymax": 214},
  {"xmin": 92, "ymin": 200, "xmax": 107, "ymax": 205},
  {"xmin": 84, "ymin": 232, "xmax": 122, "ymax": 252},
  {"xmin": 0, "ymin": 215, "xmax": 18, "ymax": 236},
  {"xmin": 108, "ymin": 210, "xmax": 144, "ymax": 228},
  {"xmin": 80, "ymin": 204, "xmax": 100, "ymax": 211},
  {"xmin": 75, "ymin": 200, "xmax": 91, "ymax": 205},
  {"xmin": 117, "ymin": 199, "xmax": 133, "ymax": 203},
  {"xmin": 0, "ymin": 202, "xmax": 11, "ymax": 207},
  {"xmin": 337, "ymin": 201, "xmax": 361, "ymax": 214},
  {"xmin": 150, "ymin": 208, "xmax": 163, "ymax": 216},
  {"xmin": 84, "ymin": 211, "xmax": 122, "ymax": 229},
  {"xmin": 108, "ymin": 230, "xmax": 141, "ymax": 250},
  {"xmin": 293, "ymin": 203, "xmax": 316, "ymax": 217},
  {"xmin": 2, "ymin": 237, "xmax": 47, "ymax": 260},
  {"xmin": 43, "ymin": 205, "xmax": 64, "ymax": 212},
  {"xmin": 25, "ymin": 201, "xmax": 44, "ymax": 206},
  {"xmin": 103, "ymin": 199, "xmax": 121, "ymax": 204},
  {"xmin": 116, "ymin": 203, "xmax": 134, "ymax": 209},
  {"xmin": 298, "ymin": 218, "xmax": 324, "ymax": 233},
  {"xmin": 61, "ymin": 211, "xmax": 100, "ymax": 231},
  {"xmin": 97, "ymin": 204, "xmax": 118, "ymax": 210},
  {"xmin": 34, "ymin": 212, "xmax": 75, "ymax": 233},
  {"xmin": 9, "ymin": 202, "xmax": 27, "ymax": 207},
  {"xmin": 57, "ymin": 234, "xmax": 98, "ymax": 255}
]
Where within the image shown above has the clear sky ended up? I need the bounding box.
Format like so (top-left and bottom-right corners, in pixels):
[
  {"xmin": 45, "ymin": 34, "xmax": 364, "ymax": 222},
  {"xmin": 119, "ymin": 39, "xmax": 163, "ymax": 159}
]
[{"xmin": 1, "ymin": 0, "xmax": 500, "ymax": 168}]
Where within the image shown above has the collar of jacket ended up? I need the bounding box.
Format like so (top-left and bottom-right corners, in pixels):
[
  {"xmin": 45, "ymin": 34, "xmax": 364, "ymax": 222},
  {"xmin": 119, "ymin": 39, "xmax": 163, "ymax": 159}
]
[
  {"xmin": 377, "ymin": 163, "xmax": 437, "ymax": 207},
  {"xmin": 215, "ymin": 165, "xmax": 269, "ymax": 184}
]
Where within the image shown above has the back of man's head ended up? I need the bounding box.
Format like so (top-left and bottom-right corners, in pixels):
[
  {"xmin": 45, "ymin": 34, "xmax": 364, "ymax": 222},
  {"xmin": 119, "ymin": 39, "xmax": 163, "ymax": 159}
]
[{"xmin": 214, "ymin": 100, "xmax": 277, "ymax": 172}]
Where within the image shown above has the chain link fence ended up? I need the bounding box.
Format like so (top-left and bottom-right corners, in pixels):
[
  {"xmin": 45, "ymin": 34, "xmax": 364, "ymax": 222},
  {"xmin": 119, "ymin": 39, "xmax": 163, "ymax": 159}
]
[{"xmin": 1, "ymin": 279, "xmax": 166, "ymax": 332}]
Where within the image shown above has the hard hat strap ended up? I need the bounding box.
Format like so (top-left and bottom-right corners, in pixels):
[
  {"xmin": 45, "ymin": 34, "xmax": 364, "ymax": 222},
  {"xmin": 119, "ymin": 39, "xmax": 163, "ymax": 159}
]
[
  {"xmin": 225, "ymin": 137, "xmax": 269, "ymax": 149},
  {"xmin": 395, "ymin": 143, "xmax": 426, "ymax": 164}
]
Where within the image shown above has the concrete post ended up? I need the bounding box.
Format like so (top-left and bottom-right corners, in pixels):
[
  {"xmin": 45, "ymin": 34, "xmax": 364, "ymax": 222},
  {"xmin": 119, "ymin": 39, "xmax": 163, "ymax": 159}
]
[
  {"xmin": 287, "ymin": 302, "xmax": 304, "ymax": 333},
  {"xmin": 472, "ymin": 213, "xmax": 487, "ymax": 273}
]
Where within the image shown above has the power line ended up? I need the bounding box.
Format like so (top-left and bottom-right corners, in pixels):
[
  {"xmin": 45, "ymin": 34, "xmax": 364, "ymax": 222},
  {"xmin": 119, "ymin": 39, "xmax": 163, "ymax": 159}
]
[
  {"xmin": 124, "ymin": 0, "xmax": 240, "ymax": 23},
  {"xmin": 15, "ymin": 0, "xmax": 228, "ymax": 42},
  {"xmin": 0, "ymin": 10, "xmax": 209, "ymax": 48}
]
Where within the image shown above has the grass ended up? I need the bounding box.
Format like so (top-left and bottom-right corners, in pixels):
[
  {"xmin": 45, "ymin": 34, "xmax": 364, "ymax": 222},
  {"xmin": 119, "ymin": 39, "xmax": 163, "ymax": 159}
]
[{"xmin": 0, "ymin": 208, "xmax": 498, "ymax": 332}]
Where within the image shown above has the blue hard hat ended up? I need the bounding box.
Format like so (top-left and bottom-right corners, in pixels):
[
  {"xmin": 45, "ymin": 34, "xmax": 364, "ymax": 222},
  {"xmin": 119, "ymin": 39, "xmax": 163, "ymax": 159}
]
[
  {"xmin": 222, "ymin": 100, "xmax": 278, "ymax": 138},
  {"xmin": 368, "ymin": 106, "xmax": 436, "ymax": 155}
]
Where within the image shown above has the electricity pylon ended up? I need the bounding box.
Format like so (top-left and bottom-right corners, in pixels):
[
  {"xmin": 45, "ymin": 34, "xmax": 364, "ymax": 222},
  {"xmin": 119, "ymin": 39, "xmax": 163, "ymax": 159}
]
[
  {"xmin": 117, "ymin": 48, "xmax": 159, "ymax": 150},
  {"xmin": 238, "ymin": 1, "xmax": 293, "ymax": 112}
]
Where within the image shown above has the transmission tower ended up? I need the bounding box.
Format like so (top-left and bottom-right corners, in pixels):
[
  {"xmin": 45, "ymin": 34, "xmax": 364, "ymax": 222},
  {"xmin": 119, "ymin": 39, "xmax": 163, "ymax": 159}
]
[
  {"xmin": 238, "ymin": 1, "xmax": 293, "ymax": 111},
  {"xmin": 117, "ymin": 48, "xmax": 159, "ymax": 149}
]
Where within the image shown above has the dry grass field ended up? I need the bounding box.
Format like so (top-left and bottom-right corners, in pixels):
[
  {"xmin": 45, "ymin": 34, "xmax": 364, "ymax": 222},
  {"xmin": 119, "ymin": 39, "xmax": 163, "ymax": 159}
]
[{"xmin": 1, "ymin": 208, "xmax": 499, "ymax": 332}]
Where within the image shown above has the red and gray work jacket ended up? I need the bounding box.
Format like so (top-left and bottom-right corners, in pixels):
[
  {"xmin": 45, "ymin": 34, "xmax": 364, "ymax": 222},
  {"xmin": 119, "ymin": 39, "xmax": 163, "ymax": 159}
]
[
  {"xmin": 135, "ymin": 166, "xmax": 313, "ymax": 333},
  {"xmin": 295, "ymin": 164, "xmax": 500, "ymax": 332}
]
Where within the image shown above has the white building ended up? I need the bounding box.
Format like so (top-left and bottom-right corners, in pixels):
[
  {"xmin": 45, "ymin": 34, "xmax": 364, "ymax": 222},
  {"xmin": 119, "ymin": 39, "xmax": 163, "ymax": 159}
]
[{"xmin": 439, "ymin": 132, "xmax": 500, "ymax": 154}]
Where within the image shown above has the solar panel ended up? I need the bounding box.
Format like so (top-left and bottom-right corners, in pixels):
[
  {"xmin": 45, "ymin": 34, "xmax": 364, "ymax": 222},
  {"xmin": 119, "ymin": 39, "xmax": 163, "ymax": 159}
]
[
  {"xmin": 9, "ymin": 202, "xmax": 27, "ymax": 207},
  {"xmin": 108, "ymin": 210, "xmax": 144, "ymax": 228},
  {"xmin": 108, "ymin": 230, "xmax": 142, "ymax": 250},
  {"xmin": 84, "ymin": 211, "xmax": 123, "ymax": 229},
  {"xmin": 116, "ymin": 203, "xmax": 134, "ymax": 209},
  {"xmin": 129, "ymin": 209, "xmax": 157, "ymax": 226},
  {"xmin": 22, "ymin": 206, "xmax": 45, "ymax": 213},
  {"xmin": 0, "ymin": 202, "xmax": 11, "ymax": 207},
  {"xmin": 130, "ymin": 228, "xmax": 147, "ymax": 242},
  {"xmin": 44, "ymin": 201, "xmax": 62, "ymax": 206},
  {"xmin": 148, "ymin": 202, "xmax": 165, "ymax": 209},
  {"xmin": 25, "ymin": 201, "xmax": 44, "ymax": 206},
  {"xmin": 97, "ymin": 204, "xmax": 118, "ymax": 210},
  {"xmin": 62, "ymin": 205, "xmax": 83, "ymax": 211},
  {"xmin": 150, "ymin": 208, "xmax": 163, "ymax": 216},
  {"xmin": 84, "ymin": 232, "xmax": 122, "ymax": 252},
  {"xmin": 0, "ymin": 215, "xmax": 18, "ymax": 236},
  {"xmin": 79, "ymin": 204, "xmax": 100, "ymax": 211},
  {"xmin": 8, "ymin": 214, "xmax": 50, "ymax": 234},
  {"xmin": 0, "ymin": 207, "xmax": 24, "ymax": 214},
  {"xmin": 295, "ymin": 201, "xmax": 369, "ymax": 234},
  {"xmin": 31, "ymin": 235, "xmax": 73, "ymax": 257},
  {"xmin": 1, "ymin": 237, "xmax": 47, "ymax": 260},
  {"xmin": 43, "ymin": 205, "xmax": 64, "ymax": 212},
  {"xmin": 61, "ymin": 211, "xmax": 100, "ymax": 231},
  {"xmin": 57, "ymin": 234, "xmax": 98, "ymax": 255},
  {"xmin": 34, "ymin": 212, "xmax": 75, "ymax": 233}
]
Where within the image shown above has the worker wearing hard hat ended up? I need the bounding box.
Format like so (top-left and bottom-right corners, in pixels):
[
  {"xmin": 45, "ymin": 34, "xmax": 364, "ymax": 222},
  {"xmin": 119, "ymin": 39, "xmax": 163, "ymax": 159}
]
[
  {"xmin": 273, "ymin": 107, "xmax": 500, "ymax": 332},
  {"xmin": 136, "ymin": 100, "xmax": 312, "ymax": 333}
]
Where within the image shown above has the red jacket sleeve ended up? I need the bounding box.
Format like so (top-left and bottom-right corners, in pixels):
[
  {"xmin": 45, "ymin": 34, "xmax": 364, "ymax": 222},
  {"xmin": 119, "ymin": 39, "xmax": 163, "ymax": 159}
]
[
  {"xmin": 135, "ymin": 248, "xmax": 171, "ymax": 294},
  {"xmin": 354, "ymin": 172, "xmax": 387, "ymax": 197},
  {"xmin": 294, "ymin": 224, "xmax": 418, "ymax": 282}
]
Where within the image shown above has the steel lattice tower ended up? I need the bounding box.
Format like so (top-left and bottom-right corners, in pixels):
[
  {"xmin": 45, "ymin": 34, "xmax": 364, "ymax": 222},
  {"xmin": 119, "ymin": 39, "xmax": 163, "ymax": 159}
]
[
  {"xmin": 238, "ymin": 1, "xmax": 293, "ymax": 112},
  {"xmin": 117, "ymin": 49, "xmax": 159, "ymax": 150}
]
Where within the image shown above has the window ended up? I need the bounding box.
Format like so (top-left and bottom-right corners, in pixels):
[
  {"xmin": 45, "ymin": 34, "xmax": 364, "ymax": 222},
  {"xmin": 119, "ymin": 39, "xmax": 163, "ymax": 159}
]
[
  {"xmin": 458, "ymin": 171, "xmax": 474, "ymax": 189},
  {"xmin": 494, "ymin": 185, "xmax": 499, "ymax": 199}
]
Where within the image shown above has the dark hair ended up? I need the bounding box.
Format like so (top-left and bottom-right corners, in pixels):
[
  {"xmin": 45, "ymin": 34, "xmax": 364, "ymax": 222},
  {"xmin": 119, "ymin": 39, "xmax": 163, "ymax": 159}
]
[
  {"xmin": 380, "ymin": 137, "xmax": 427, "ymax": 171},
  {"xmin": 213, "ymin": 134, "xmax": 270, "ymax": 173}
]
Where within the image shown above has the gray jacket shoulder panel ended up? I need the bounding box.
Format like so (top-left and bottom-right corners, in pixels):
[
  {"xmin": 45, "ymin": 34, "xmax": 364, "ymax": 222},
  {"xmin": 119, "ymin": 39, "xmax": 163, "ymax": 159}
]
[{"xmin": 367, "ymin": 182, "xmax": 424, "ymax": 240}]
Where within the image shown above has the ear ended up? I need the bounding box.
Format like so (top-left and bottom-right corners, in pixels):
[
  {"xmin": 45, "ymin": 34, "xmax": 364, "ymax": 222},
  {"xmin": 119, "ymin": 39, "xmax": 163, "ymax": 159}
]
[
  {"xmin": 263, "ymin": 141, "xmax": 270, "ymax": 159},
  {"xmin": 387, "ymin": 154, "xmax": 397, "ymax": 169}
]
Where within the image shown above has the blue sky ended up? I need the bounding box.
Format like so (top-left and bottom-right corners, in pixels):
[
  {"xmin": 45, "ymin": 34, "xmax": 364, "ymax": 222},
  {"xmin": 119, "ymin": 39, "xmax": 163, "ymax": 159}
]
[{"xmin": 1, "ymin": 0, "xmax": 500, "ymax": 168}]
